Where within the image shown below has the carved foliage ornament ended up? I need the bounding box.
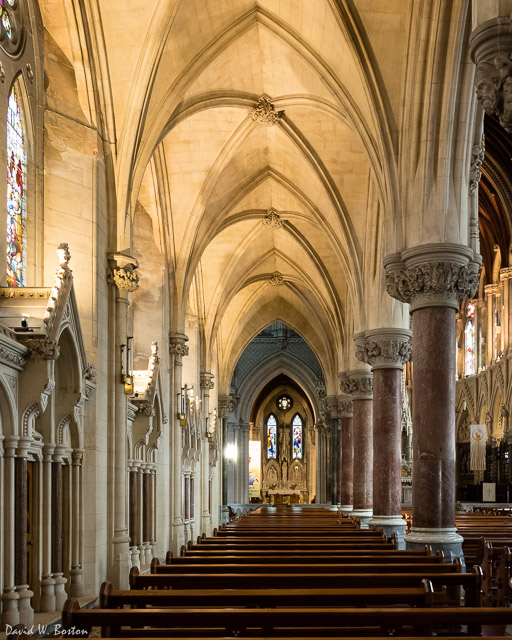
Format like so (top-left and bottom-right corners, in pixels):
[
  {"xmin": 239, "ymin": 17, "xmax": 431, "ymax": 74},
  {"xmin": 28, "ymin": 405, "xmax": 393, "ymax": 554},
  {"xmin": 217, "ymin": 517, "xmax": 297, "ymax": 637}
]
[
  {"xmin": 262, "ymin": 209, "xmax": 283, "ymax": 229},
  {"xmin": 27, "ymin": 338, "xmax": 60, "ymax": 361},
  {"xmin": 0, "ymin": 346, "xmax": 26, "ymax": 367},
  {"xmin": 339, "ymin": 375, "xmax": 373, "ymax": 399},
  {"xmin": 200, "ymin": 378, "xmax": 215, "ymax": 390},
  {"xmin": 338, "ymin": 400, "xmax": 353, "ymax": 417},
  {"xmin": 475, "ymin": 52, "xmax": 512, "ymax": 133},
  {"xmin": 385, "ymin": 260, "xmax": 480, "ymax": 309},
  {"xmin": 251, "ymin": 97, "xmax": 282, "ymax": 126},
  {"xmin": 469, "ymin": 136, "xmax": 485, "ymax": 196},
  {"xmin": 355, "ymin": 337, "xmax": 412, "ymax": 369},
  {"xmin": 269, "ymin": 272, "xmax": 285, "ymax": 286},
  {"xmin": 169, "ymin": 342, "xmax": 189, "ymax": 357},
  {"xmin": 108, "ymin": 265, "xmax": 139, "ymax": 292}
]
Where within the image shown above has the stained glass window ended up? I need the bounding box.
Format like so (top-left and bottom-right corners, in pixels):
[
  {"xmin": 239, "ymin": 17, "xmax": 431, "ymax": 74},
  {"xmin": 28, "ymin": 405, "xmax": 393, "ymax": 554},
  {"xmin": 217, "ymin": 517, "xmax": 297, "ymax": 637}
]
[
  {"xmin": 266, "ymin": 413, "xmax": 277, "ymax": 459},
  {"xmin": 6, "ymin": 85, "xmax": 26, "ymax": 287},
  {"xmin": 277, "ymin": 395, "xmax": 293, "ymax": 411},
  {"xmin": 465, "ymin": 303, "xmax": 476, "ymax": 376},
  {"xmin": 292, "ymin": 413, "xmax": 302, "ymax": 459}
]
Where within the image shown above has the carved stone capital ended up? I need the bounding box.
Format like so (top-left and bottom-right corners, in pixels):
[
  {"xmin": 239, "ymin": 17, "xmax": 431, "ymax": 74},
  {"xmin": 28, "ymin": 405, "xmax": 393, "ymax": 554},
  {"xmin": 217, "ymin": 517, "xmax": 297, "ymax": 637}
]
[
  {"xmin": 251, "ymin": 96, "xmax": 282, "ymax": 126},
  {"xmin": 355, "ymin": 328, "xmax": 412, "ymax": 371},
  {"xmin": 108, "ymin": 265, "xmax": 139, "ymax": 292},
  {"xmin": 384, "ymin": 243, "xmax": 481, "ymax": 312},
  {"xmin": 500, "ymin": 267, "xmax": 512, "ymax": 281},
  {"xmin": 484, "ymin": 283, "xmax": 502, "ymax": 296},
  {"xmin": 200, "ymin": 372, "xmax": 215, "ymax": 390},
  {"xmin": 169, "ymin": 333, "xmax": 189, "ymax": 362},
  {"xmin": 325, "ymin": 395, "xmax": 339, "ymax": 419},
  {"xmin": 218, "ymin": 395, "xmax": 235, "ymax": 418},
  {"xmin": 337, "ymin": 394, "xmax": 354, "ymax": 418},
  {"xmin": 339, "ymin": 370, "xmax": 373, "ymax": 400},
  {"xmin": 470, "ymin": 17, "xmax": 512, "ymax": 132},
  {"xmin": 26, "ymin": 338, "xmax": 60, "ymax": 360}
]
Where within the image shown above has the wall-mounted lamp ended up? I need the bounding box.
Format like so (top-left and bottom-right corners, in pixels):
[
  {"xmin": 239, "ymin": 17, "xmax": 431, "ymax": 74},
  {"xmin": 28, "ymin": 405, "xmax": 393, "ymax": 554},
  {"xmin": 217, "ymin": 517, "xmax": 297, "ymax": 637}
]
[{"xmin": 121, "ymin": 337, "xmax": 134, "ymax": 394}]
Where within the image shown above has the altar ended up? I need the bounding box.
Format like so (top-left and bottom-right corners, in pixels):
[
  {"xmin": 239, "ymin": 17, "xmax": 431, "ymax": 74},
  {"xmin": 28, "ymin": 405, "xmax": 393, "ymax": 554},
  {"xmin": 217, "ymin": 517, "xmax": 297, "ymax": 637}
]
[{"xmin": 265, "ymin": 489, "xmax": 308, "ymax": 505}]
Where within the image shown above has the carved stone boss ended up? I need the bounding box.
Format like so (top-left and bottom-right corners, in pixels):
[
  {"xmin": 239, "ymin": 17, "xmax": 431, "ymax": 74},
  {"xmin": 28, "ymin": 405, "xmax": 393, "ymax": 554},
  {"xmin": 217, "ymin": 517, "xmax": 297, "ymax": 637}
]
[{"xmin": 251, "ymin": 96, "xmax": 282, "ymax": 126}]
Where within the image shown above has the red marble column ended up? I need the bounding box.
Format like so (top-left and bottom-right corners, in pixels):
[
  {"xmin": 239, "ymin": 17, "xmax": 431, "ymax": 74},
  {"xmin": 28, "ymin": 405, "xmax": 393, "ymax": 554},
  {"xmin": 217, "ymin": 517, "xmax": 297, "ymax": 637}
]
[
  {"xmin": 129, "ymin": 470, "xmax": 137, "ymax": 545},
  {"xmin": 372, "ymin": 368, "xmax": 403, "ymax": 516},
  {"xmin": 384, "ymin": 243, "xmax": 481, "ymax": 556},
  {"xmin": 412, "ymin": 306, "xmax": 457, "ymax": 529},
  {"xmin": 355, "ymin": 328, "xmax": 412, "ymax": 546},
  {"xmin": 338, "ymin": 398, "xmax": 354, "ymax": 511},
  {"xmin": 341, "ymin": 371, "xmax": 373, "ymax": 526},
  {"xmin": 51, "ymin": 461, "xmax": 63, "ymax": 574},
  {"xmin": 14, "ymin": 456, "xmax": 27, "ymax": 587}
]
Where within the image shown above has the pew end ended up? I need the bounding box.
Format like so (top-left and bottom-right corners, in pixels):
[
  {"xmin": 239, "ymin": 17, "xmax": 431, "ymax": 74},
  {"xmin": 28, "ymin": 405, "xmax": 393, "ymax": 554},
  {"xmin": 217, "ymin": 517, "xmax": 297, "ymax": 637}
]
[
  {"xmin": 62, "ymin": 598, "xmax": 92, "ymax": 636},
  {"xmin": 165, "ymin": 550, "xmax": 173, "ymax": 564},
  {"xmin": 180, "ymin": 544, "xmax": 187, "ymax": 557},
  {"xmin": 129, "ymin": 566, "xmax": 140, "ymax": 590},
  {"xmin": 150, "ymin": 557, "xmax": 160, "ymax": 573},
  {"xmin": 99, "ymin": 581, "xmax": 113, "ymax": 608}
]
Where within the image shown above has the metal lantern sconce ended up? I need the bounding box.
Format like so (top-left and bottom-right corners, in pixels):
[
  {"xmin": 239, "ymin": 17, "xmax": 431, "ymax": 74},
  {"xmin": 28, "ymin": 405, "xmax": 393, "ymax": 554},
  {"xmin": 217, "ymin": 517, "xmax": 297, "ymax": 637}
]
[{"xmin": 121, "ymin": 338, "xmax": 134, "ymax": 395}]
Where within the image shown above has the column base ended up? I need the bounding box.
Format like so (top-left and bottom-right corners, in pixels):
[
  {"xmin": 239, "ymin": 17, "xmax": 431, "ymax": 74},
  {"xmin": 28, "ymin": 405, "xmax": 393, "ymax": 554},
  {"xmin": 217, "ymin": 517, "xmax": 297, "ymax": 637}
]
[
  {"xmin": 53, "ymin": 573, "xmax": 68, "ymax": 611},
  {"xmin": 339, "ymin": 505, "xmax": 353, "ymax": 513},
  {"xmin": 1, "ymin": 587, "xmax": 19, "ymax": 630},
  {"xmin": 405, "ymin": 527, "xmax": 465, "ymax": 565},
  {"xmin": 143, "ymin": 542, "xmax": 152, "ymax": 566},
  {"xmin": 39, "ymin": 575, "xmax": 56, "ymax": 612},
  {"xmin": 368, "ymin": 515, "xmax": 407, "ymax": 549},
  {"xmin": 219, "ymin": 505, "xmax": 230, "ymax": 525},
  {"xmin": 351, "ymin": 508, "xmax": 373, "ymax": 529},
  {"xmin": 110, "ymin": 535, "xmax": 131, "ymax": 589},
  {"xmin": 16, "ymin": 585, "xmax": 34, "ymax": 628},
  {"xmin": 69, "ymin": 567, "xmax": 84, "ymax": 598},
  {"xmin": 130, "ymin": 546, "xmax": 140, "ymax": 569}
]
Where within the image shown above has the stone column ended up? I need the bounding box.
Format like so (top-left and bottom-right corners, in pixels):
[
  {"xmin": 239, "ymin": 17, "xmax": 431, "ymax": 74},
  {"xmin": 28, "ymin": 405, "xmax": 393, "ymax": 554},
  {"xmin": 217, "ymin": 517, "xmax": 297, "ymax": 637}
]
[
  {"xmin": 108, "ymin": 258, "xmax": 139, "ymax": 588},
  {"xmin": 239, "ymin": 424, "xmax": 250, "ymax": 505},
  {"xmin": 385, "ymin": 243, "xmax": 480, "ymax": 558},
  {"xmin": 40, "ymin": 444, "xmax": 55, "ymax": 612},
  {"xmin": 128, "ymin": 462, "xmax": 140, "ymax": 568},
  {"xmin": 137, "ymin": 466, "xmax": 145, "ymax": 565},
  {"xmin": 314, "ymin": 423, "xmax": 326, "ymax": 504},
  {"xmin": 69, "ymin": 449, "xmax": 84, "ymax": 597},
  {"xmin": 326, "ymin": 396, "xmax": 339, "ymax": 505},
  {"xmin": 150, "ymin": 465, "xmax": 157, "ymax": 558},
  {"xmin": 200, "ymin": 374, "xmax": 214, "ymax": 533},
  {"xmin": 356, "ymin": 329, "xmax": 412, "ymax": 548},
  {"xmin": 169, "ymin": 333, "xmax": 188, "ymax": 553},
  {"xmin": 500, "ymin": 268, "xmax": 512, "ymax": 354},
  {"xmin": 184, "ymin": 473, "xmax": 191, "ymax": 542},
  {"xmin": 15, "ymin": 437, "xmax": 33, "ymax": 627},
  {"xmin": 218, "ymin": 397, "xmax": 233, "ymax": 523},
  {"xmin": 52, "ymin": 446, "xmax": 67, "ymax": 610},
  {"xmin": 337, "ymin": 396, "xmax": 354, "ymax": 512},
  {"xmin": 190, "ymin": 474, "xmax": 195, "ymax": 541},
  {"xmin": 143, "ymin": 466, "xmax": 151, "ymax": 566},
  {"xmin": 1, "ymin": 436, "xmax": 19, "ymax": 629},
  {"xmin": 340, "ymin": 372, "xmax": 373, "ymax": 527}
]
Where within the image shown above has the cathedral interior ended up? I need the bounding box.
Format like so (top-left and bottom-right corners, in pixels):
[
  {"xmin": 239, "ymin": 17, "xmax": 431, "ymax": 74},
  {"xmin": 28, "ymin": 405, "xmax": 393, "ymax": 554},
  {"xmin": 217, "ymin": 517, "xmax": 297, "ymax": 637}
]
[{"xmin": 2, "ymin": 0, "xmax": 512, "ymax": 630}]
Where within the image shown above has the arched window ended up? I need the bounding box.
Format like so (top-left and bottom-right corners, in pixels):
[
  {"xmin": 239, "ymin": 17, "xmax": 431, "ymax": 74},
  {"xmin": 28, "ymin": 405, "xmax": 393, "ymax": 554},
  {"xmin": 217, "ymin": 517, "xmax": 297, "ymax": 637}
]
[
  {"xmin": 6, "ymin": 84, "xmax": 26, "ymax": 287},
  {"xmin": 292, "ymin": 413, "xmax": 303, "ymax": 459},
  {"xmin": 465, "ymin": 302, "xmax": 476, "ymax": 375},
  {"xmin": 266, "ymin": 413, "xmax": 277, "ymax": 459}
]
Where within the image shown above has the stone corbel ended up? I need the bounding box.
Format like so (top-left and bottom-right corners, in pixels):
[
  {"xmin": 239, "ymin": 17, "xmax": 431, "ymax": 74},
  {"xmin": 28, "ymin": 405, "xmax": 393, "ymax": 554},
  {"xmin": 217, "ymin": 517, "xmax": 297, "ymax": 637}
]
[{"xmin": 470, "ymin": 17, "xmax": 512, "ymax": 133}]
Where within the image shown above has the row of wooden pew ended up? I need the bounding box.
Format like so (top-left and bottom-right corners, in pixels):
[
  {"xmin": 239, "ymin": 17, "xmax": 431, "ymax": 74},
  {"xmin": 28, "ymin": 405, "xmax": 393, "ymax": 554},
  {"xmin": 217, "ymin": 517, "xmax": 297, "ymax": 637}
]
[{"xmin": 57, "ymin": 506, "xmax": 512, "ymax": 638}]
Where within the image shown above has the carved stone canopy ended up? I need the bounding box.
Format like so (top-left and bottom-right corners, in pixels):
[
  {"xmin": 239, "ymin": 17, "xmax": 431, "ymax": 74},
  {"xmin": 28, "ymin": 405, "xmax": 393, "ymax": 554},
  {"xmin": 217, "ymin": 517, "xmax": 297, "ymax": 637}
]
[
  {"xmin": 339, "ymin": 370, "xmax": 373, "ymax": 400},
  {"xmin": 470, "ymin": 17, "xmax": 512, "ymax": 133},
  {"xmin": 355, "ymin": 328, "xmax": 412, "ymax": 371},
  {"xmin": 384, "ymin": 243, "xmax": 481, "ymax": 312}
]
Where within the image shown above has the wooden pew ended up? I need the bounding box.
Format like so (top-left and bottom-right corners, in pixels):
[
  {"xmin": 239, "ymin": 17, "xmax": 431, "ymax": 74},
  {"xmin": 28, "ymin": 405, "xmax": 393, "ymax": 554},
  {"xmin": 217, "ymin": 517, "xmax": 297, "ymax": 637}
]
[
  {"xmin": 99, "ymin": 579, "xmax": 435, "ymax": 609},
  {"xmin": 62, "ymin": 599, "xmax": 512, "ymax": 637},
  {"xmin": 128, "ymin": 563, "xmax": 484, "ymax": 607}
]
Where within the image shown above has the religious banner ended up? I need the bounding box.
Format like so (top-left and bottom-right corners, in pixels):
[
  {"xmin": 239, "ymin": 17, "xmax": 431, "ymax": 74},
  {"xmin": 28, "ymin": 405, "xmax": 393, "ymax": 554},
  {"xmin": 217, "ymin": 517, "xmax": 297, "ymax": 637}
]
[
  {"xmin": 470, "ymin": 424, "xmax": 486, "ymax": 471},
  {"xmin": 249, "ymin": 440, "xmax": 261, "ymax": 499}
]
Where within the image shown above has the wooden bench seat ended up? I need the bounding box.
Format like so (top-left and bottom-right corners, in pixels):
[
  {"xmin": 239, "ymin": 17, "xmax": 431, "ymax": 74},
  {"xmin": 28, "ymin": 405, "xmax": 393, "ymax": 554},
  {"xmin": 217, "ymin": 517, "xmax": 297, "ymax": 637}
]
[
  {"xmin": 99, "ymin": 580, "xmax": 435, "ymax": 609},
  {"xmin": 129, "ymin": 564, "xmax": 483, "ymax": 607},
  {"xmin": 156, "ymin": 554, "xmax": 445, "ymax": 567},
  {"xmin": 62, "ymin": 600, "xmax": 512, "ymax": 637}
]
